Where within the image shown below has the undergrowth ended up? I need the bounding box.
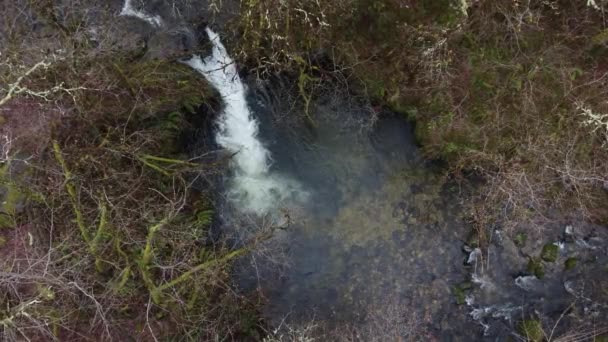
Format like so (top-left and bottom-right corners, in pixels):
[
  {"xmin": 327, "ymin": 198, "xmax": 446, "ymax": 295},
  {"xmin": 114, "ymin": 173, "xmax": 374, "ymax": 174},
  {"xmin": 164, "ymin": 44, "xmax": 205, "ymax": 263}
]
[
  {"xmin": 0, "ymin": 2, "xmax": 266, "ymax": 340},
  {"xmin": 229, "ymin": 0, "xmax": 608, "ymax": 235}
]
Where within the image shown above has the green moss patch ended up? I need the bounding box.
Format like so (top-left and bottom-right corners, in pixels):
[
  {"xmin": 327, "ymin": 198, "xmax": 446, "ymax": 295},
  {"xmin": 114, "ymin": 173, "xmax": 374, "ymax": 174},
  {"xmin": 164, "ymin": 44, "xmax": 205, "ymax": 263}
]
[
  {"xmin": 541, "ymin": 243, "xmax": 559, "ymax": 263},
  {"xmin": 527, "ymin": 258, "xmax": 545, "ymax": 279},
  {"xmin": 514, "ymin": 233, "xmax": 527, "ymax": 248},
  {"xmin": 564, "ymin": 257, "xmax": 577, "ymax": 271},
  {"xmin": 453, "ymin": 281, "xmax": 473, "ymax": 305}
]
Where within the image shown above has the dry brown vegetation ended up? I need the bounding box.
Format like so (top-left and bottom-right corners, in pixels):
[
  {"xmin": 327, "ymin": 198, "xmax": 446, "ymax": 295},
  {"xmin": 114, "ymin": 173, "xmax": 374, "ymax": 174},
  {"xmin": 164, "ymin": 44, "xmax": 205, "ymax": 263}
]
[
  {"xmin": 0, "ymin": 1, "xmax": 270, "ymax": 340},
  {"xmin": 228, "ymin": 0, "xmax": 608, "ymax": 236}
]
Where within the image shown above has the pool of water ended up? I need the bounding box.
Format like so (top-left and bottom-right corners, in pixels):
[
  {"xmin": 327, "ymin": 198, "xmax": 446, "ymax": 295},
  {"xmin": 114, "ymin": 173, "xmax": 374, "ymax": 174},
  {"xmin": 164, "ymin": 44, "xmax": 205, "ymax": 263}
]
[
  {"xmin": 195, "ymin": 71, "xmax": 608, "ymax": 341},
  {"xmin": 227, "ymin": 80, "xmax": 481, "ymax": 338}
]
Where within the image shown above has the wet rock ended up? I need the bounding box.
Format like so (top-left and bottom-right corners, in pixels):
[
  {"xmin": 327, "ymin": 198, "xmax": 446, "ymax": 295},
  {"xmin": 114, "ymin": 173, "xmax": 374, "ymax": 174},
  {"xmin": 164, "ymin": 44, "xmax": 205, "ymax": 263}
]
[
  {"xmin": 471, "ymin": 274, "xmax": 492, "ymax": 290},
  {"xmin": 564, "ymin": 280, "xmax": 582, "ymax": 297},
  {"xmin": 466, "ymin": 248, "xmax": 481, "ymax": 265},
  {"xmin": 575, "ymin": 237, "xmax": 601, "ymax": 250},
  {"xmin": 464, "ymin": 221, "xmax": 608, "ymax": 339},
  {"xmin": 493, "ymin": 229, "xmax": 504, "ymax": 243},
  {"xmin": 146, "ymin": 28, "xmax": 207, "ymax": 60},
  {"xmin": 564, "ymin": 225, "xmax": 574, "ymax": 242},
  {"xmin": 515, "ymin": 275, "xmax": 541, "ymax": 292},
  {"xmin": 497, "ymin": 232, "xmax": 527, "ymax": 273},
  {"xmin": 469, "ymin": 303, "xmax": 521, "ymax": 324}
]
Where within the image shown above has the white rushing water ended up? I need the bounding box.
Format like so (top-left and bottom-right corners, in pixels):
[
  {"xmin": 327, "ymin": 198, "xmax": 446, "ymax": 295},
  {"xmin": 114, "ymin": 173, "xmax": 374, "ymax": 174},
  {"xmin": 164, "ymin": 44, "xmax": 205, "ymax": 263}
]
[
  {"xmin": 185, "ymin": 28, "xmax": 305, "ymax": 215},
  {"xmin": 120, "ymin": 0, "xmax": 162, "ymax": 27}
]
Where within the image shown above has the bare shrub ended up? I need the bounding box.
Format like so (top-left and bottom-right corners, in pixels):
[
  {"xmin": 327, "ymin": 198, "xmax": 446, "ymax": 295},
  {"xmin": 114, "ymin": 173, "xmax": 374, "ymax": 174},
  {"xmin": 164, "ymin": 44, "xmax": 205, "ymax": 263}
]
[{"xmin": 0, "ymin": 1, "xmax": 268, "ymax": 340}]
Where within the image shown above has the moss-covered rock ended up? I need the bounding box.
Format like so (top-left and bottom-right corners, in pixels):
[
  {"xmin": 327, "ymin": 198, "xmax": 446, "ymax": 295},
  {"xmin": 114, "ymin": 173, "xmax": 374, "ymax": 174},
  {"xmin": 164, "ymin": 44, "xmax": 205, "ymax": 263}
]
[
  {"xmin": 541, "ymin": 243, "xmax": 559, "ymax": 262},
  {"xmin": 564, "ymin": 257, "xmax": 577, "ymax": 271},
  {"xmin": 452, "ymin": 281, "xmax": 473, "ymax": 305},
  {"xmin": 453, "ymin": 286, "xmax": 466, "ymax": 305},
  {"xmin": 514, "ymin": 233, "xmax": 527, "ymax": 247},
  {"xmin": 527, "ymin": 258, "xmax": 545, "ymax": 279}
]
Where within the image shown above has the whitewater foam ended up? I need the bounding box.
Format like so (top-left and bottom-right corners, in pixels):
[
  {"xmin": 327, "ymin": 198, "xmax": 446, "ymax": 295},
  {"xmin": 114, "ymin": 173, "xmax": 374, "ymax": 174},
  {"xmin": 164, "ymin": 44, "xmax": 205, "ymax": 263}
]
[
  {"xmin": 184, "ymin": 28, "xmax": 305, "ymax": 215},
  {"xmin": 120, "ymin": 0, "xmax": 162, "ymax": 27}
]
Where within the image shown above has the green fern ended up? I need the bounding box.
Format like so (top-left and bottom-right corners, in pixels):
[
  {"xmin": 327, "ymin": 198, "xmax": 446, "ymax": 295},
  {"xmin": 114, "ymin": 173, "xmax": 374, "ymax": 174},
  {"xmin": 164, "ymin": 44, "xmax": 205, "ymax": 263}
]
[
  {"xmin": 195, "ymin": 209, "xmax": 213, "ymax": 227},
  {"xmin": 182, "ymin": 95, "xmax": 202, "ymax": 114},
  {"xmin": 159, "ymin": 111, "xmax": 184, "ymax": 137}
]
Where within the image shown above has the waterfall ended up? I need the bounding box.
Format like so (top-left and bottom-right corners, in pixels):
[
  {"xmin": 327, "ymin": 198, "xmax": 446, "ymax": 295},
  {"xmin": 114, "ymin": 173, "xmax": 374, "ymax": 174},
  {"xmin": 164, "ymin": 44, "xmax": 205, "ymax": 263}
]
[
  {"xmin": 184, "ymin": 28, "xmax": 305, "ymax": 215},
  {"xmin": 120, "ymin": 0, "xmax": 162, "ymax": 27},
  {"xmin": 116, "ymin": 0, "xmax": 303, "ymax": 215}
]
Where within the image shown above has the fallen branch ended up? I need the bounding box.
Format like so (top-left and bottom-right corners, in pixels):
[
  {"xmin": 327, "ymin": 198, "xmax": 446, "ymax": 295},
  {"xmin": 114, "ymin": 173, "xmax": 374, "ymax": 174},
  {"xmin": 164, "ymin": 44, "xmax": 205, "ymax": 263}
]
[
  {"xmin": 139, "ymin": 154, "xmax": 199, "ymax": 167},
  {"xmin": 0, "ymin": 61, "xmax": 50, "ymax": 107},
  {"xmin": 154, "ymin": 247, "xmax": 248, "ymax": 293}
]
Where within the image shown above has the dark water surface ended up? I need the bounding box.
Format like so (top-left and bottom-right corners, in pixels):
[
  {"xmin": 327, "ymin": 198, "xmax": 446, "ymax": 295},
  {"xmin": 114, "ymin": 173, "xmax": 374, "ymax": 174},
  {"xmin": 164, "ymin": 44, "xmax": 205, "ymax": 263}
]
[
  {"xmin": 195, "ymin": 74, "xmax": 608, "ymax": 341},
  {"xmin": 230, "ymin": 82, "xmax": 481, "ymax": 338}
]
